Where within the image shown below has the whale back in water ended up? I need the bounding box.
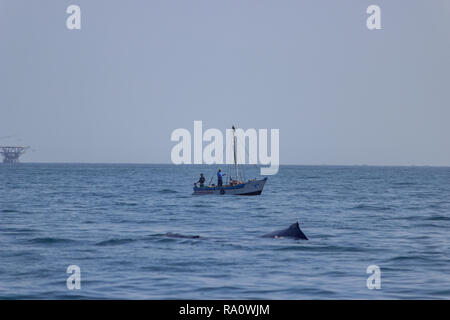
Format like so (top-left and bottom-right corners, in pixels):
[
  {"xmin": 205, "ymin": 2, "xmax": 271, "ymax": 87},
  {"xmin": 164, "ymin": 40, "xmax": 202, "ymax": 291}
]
[
  {"xmin": 262, "ymin": 222, "xmax": 308, "ymax": 240},
  {"xmin": 164, "ymin": 222, "xmax": 308, "ymax": 240}
]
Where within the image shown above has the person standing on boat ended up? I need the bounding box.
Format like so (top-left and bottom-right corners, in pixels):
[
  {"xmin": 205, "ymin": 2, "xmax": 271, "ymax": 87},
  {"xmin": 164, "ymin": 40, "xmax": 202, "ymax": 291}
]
[
  {"xmin": 217, "ymin": 169, "xmax": 226, "ymax": 186},
  {"xmin": 197, "ymin": 173, "xmax": 205, "ymax": 187}
]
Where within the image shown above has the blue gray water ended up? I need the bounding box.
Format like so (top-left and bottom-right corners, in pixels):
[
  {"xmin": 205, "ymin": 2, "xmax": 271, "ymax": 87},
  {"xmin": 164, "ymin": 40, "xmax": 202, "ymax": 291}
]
[{"xmin": 0, "ymin": 164, "xmax": 449, "ymax": 299}]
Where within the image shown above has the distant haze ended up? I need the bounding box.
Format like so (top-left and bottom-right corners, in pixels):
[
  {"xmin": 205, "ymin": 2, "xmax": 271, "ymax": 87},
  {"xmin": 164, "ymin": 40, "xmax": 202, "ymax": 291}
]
[{"xmin": 1, "ymin": 0, "xmax": 449, "ymax": 166}]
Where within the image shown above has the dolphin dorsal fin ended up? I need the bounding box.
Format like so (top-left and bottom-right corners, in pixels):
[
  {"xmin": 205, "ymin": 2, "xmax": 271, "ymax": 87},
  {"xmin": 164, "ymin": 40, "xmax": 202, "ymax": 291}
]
[{"xmin": 289, "ymin": 222, "xmax": 299, "ymax": 230}]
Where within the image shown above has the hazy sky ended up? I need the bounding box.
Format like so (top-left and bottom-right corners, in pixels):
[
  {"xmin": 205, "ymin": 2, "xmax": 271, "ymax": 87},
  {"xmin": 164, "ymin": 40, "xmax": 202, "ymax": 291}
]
[{"xmin": 1, "ymin": 0, "xmax": 449, "ymax": 165}]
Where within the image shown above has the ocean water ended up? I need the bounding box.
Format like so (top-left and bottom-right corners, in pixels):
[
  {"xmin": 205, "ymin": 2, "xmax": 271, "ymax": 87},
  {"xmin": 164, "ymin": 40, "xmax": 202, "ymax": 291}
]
[{"xmin": 0, "ymin": 163, "xmax": 449, "ymax": 299}]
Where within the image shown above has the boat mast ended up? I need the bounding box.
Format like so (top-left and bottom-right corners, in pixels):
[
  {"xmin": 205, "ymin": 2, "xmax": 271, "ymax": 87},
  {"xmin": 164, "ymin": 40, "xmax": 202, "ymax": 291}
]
[{"xmin": 232, "ymin": 125, "xmax": 238, "ymax": 181}]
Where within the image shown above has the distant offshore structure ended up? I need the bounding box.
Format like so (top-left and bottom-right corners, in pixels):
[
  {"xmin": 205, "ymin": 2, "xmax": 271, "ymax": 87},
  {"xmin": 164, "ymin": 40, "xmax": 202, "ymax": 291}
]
[{"xmin": 0, "ymin": 146, "xmax": 29, "ymax": 163}]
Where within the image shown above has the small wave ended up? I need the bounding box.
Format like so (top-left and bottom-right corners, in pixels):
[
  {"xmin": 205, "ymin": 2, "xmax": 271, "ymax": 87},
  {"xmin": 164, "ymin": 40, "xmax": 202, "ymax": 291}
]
[
  {"xmin": 392, "ymin": 182, "xmax": 416, "ymax": 186},
  {"xmin": 426, "ymin": 216, "xmax": 450, "ymax": 222},
  {"xmin": 1, "ymin": 209, "xmax": 18, "ymax": 213},
  {"xmin": 158, "ymin": 189, "xmax": 178, "ymax": 194},
  {"xmin": 351, "ymin": 204, "xmax": 391, "ymax": 211},
  {"xmin": 28, "ymin": 237, "xmax": 76, "ymax": 244},
  {"xmin": 96, "ymin": 238, "xmax": 136, "ymax": 246},
  {"xmin": 192, "ymin": 204, "xmax": 213, "ymax": 208},
  {"xmin": 154, "ymin": 237, "xmax": 179, "ymax": 243},
  {"xmin": 1, "ymin": 227, "xmax": 36, "ymax": 233},
  {"xmin": 114, "ymin": 201, "xmax": 138, "ymax": 206},
  {"xmin": 274, "ymin": 244, "xmax": 366, "ymax": 253},
  {"xmin": 165, "ymin": 232, "xmax": 200, "ymax": 239},
  {"xmin": 91, "ymin": 192, "xmax": 115, "ymax": 198},
  {"xmin": 386, "ymin": 255, "xmax": 432, "ymax": 263},
  {"xmin": 428, "ymin": 289, "xmax": 450, "ymax": 297}
]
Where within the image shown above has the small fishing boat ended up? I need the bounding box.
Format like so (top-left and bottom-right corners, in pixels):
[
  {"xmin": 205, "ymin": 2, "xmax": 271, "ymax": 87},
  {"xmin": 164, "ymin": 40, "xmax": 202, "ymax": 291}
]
[{"xmin": 193, "ymin": 126, "xmax": 268, "ymax": 196}]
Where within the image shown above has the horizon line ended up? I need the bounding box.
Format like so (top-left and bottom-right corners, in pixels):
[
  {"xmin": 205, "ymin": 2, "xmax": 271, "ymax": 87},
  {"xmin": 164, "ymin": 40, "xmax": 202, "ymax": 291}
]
[{"xmin": 7, "ymin": 161, "xmax": 450, "ymax": 168}]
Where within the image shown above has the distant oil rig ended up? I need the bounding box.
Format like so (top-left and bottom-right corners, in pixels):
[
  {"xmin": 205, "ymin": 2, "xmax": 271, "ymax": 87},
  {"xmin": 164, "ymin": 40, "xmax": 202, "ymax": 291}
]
[{"xmin": 0, "ymin": 146, "xmax": 29, "ymax": 163}]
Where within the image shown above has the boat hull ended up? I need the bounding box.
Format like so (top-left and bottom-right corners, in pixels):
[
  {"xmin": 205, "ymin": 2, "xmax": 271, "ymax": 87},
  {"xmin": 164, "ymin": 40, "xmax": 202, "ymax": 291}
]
[{"xmin": 193, "ymin": 177, "xmax": 267, "ymax": 196}]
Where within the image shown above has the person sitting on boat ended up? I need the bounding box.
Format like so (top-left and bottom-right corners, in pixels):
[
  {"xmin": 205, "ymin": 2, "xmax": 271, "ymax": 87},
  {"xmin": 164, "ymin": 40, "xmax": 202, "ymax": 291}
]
[
  {"xmin": 196, "ymin": 173, "xmax": 205, "ymax": 187},
  {"xmin": 217, "ymin": 169, "xmax": 226, "ymax": 186}
]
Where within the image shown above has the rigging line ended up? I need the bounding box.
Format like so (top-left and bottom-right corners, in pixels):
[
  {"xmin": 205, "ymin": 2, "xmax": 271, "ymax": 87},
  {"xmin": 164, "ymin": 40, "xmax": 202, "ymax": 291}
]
[
  {"xmin": 236, "ymin": 134, "xmax": 259, "ymax": 173},
  {"xmin": 240, "ymin": 146, "xmax": 246, "ymax": 181},
  {"xmin": 209, "ymin": 165, "xmax": 218, "ymax": 186},
  {"xmin": 234, "ymin": 135, "xmax": 241, "ymax": 181},
  {"xmin": 228, "ymin": 132, "xmax": 236, "ymax": 180},
  {"xmin": 235, "ymin": 135, "xmax": 249, "ymax": 181},
  {"xmin": 236, "ymin": 136, "xmax": 243, "ymax": 181}
]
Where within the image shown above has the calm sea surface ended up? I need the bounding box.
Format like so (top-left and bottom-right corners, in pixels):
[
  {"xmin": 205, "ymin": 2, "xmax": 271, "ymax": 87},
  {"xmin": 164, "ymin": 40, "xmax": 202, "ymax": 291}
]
[{"xmin": 0, "ymin": 164, "xmax": 449, "ymax": 299}]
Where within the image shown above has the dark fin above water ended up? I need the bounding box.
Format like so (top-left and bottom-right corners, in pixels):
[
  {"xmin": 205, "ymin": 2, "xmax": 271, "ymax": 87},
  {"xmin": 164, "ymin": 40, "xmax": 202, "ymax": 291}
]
[
  {"xmin": 262, "ymin": 222, "xmax": 308, "ymax": 240},
  {"xmin": 164, "ymin": 232, "xmax": 200, "ymax": 239}
]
